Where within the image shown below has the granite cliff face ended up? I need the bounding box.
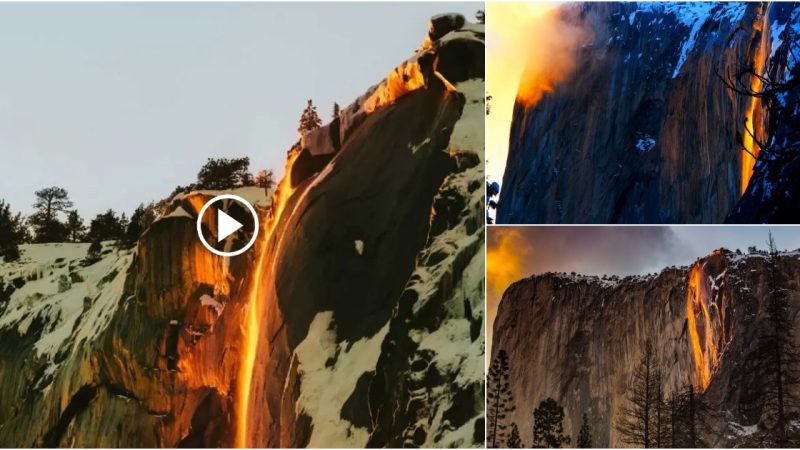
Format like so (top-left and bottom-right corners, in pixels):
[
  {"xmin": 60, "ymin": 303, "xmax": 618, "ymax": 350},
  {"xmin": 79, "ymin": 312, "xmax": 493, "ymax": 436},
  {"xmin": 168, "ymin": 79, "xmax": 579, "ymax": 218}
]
[
  {"xmin": 497, "ymin": 2, "xmax": 800, "ymax": 224},
  {"xmin": 492, "ymin": 248, "xmax": 800, "ymax": 447},
  {"xmin": 0, "ymin": 16, "xmax": 485, "ymax": 448}
]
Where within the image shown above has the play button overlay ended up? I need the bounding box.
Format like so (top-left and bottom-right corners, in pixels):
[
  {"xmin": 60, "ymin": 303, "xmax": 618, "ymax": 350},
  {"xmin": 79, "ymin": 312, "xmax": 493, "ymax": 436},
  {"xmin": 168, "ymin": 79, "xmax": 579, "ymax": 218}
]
[
  {"xmin": 196, "ymin": 194, "xmax": 259, "ymax": 257},
  {"xmin": 217, "ymin": 210, "xmax": 243, "ymax": 241}
]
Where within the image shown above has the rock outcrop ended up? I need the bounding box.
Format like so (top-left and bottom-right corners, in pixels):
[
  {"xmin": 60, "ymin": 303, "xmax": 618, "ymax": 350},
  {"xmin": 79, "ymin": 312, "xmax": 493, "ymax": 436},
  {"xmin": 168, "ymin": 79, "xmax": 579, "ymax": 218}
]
[
  {"xmin": 497, "ymin": 2, "xmax": 800, "ymax": 224},
  {"xmin": 492, "ymin": 248, "xmax": 800, "ymax": 447},
  {"xmin": 0, "ymin": 16, "xmax": 485, "ymax": 448}
]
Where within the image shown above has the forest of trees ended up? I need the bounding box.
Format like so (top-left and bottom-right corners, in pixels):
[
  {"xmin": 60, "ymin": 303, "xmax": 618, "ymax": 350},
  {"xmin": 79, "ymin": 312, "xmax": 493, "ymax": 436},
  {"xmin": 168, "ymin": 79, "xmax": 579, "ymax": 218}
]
[
  {"xmin": 0, "ymin": 156, "xmax": 279, "ymax": 264},
  {"xmin": 614, "ymin": 341, "xmax": 715, "ymax": 448}
]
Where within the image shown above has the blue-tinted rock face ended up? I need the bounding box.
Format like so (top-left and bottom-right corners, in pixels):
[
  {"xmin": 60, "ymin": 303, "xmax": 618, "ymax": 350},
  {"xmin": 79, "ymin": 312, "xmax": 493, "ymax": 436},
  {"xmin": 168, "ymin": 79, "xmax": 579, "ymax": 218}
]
[{"xmin": 497, "ymin": 2, "xmax": 799, "ymax": 224}]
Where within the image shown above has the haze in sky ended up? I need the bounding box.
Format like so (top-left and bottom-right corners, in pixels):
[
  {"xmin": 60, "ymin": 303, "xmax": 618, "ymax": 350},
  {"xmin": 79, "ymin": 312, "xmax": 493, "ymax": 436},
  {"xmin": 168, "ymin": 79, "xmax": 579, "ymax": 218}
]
[
  {"xmin": 486, "ymin": 226, "xmax": 800, "ymax": 348},
  {"xmin": 0, "ymin": 2, "xmax": 480, "ymax": 219}
]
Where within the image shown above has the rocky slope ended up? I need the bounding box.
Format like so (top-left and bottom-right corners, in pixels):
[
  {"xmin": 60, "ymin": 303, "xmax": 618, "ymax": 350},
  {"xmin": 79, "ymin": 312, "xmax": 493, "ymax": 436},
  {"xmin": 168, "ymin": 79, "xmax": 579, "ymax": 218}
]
[
  {"xmin": 497, "ymin": 2, "xmax": 800, "ymax": 224},
  {"xmin": 492, "ymin": 248, "xmax": 800, "ymax": 447},
  {"xmin": 0, "ymin": 15, "xmax": 484, "ymax": 448}
]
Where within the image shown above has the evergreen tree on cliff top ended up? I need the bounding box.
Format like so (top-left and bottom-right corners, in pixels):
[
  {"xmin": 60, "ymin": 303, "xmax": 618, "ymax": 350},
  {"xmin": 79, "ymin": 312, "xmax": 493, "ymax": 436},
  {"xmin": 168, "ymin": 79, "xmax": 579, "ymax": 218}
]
[
  {"xmin": 488, "ymin": 349, "xmax": 515, "ymax": 448},
  {"xmin": 577, "ymin": 413, "xmax": 593, "ymax": 448},
  {"xmin": 615, "ymin": 341, "xmax": 661, "ymax": 447},
  {"xmin": 298, "ymin": 99, "xmax": 322, "ymax": 135},
  {"xmin": 506, "ymin": 423, "xmax": 523, "ymax": 448},
  {"xmin": 65, "ymin": 210, "xmax": 86, "ymax": 243},
  {"xmin": 29, "ymin": 186, "xmax": 72, "ymax": 243},
  {"xmin": 0, "ymin": 200, "xmax": 28, "ymax": 262},
  {"xmin": 196, "ymin": 157, "xmax": 254, "ymax": 190},
  {"xmin": 532, "ymin": 397, "xmax": 570, "ymax": 448},
  {"xmin": 87, "ymin": 209, "xmax": 126, "ymax": 243},
  {"xmin": 752, "ymin": 232, "xmax": 800, "ymax": 446}
]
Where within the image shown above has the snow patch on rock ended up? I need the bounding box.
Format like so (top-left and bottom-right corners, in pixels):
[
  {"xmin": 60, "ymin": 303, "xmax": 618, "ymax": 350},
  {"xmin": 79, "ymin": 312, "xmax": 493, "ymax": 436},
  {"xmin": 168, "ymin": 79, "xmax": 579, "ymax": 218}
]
[
  {"xmin": 449, "ymin": 78, "xmax": 485, "ymax": 159},
  {"xmin": 0, "ymin": 243, "xmax": 133, "ymax": 364},
  {"xmin": 294, "ymin": 312, "xmax": 389, "ymax": 447}
]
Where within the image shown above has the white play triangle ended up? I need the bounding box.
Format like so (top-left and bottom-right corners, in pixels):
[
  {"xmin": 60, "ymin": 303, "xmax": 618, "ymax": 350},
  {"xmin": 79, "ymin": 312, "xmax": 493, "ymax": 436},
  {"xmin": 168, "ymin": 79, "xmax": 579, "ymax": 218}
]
[{"xmin": 217, "ymin": 209, "xmax": 243, "ymax": 241}]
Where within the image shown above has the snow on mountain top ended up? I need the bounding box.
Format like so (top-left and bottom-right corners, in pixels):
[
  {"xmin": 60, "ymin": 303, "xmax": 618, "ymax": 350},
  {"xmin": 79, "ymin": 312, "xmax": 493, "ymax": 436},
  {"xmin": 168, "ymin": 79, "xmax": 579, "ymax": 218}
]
[
  {"xmin": 634, "ymin": 2, "xmax": 745, "ymax": 27},
  {"xmin": 626, "ymin": 3, "xmax": 749, "ymax": 78}
]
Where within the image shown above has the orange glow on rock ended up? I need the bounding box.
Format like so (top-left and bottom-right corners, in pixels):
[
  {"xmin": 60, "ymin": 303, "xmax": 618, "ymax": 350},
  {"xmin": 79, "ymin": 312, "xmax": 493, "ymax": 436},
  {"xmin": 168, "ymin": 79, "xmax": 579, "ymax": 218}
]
[
  {"xmin": 741, "ymin": 12, "xmax": 768, "ymax": 196},
  {"xmin": 486, "ymin": 2, "xmax": 590, "ymax": 184},
  {"xmin": 687, "ymin": 263, "xmax": 712, "ymax": 389},
  {"xmin": 686, "ymin": 252, "xmax": 728, "ymax": 391},
  {"xmin": 234, "ymin": 148, "xmax": 301, "ymax": 448}
]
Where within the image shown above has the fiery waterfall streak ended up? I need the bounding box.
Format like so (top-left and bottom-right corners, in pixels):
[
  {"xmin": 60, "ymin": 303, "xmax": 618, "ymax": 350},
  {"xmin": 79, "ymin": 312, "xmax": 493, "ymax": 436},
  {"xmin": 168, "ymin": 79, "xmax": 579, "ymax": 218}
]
[
  {"xmin": 234, "ymin": 151, "xmax": 300, "ymax": 448},
  {"xmin": 687, "ymin": 265, "xmax": 712, "ymax": 389},
  {"xmin": 741, "ymin": 10, "xmax": 769, "ymax": 196},
  {"xmin": 686, "ymin": 258, "xmax": 727, "ymax": 391},
  {"xmin": 234, "ymin": 230, "xmax": 269, "ymax": 448}
]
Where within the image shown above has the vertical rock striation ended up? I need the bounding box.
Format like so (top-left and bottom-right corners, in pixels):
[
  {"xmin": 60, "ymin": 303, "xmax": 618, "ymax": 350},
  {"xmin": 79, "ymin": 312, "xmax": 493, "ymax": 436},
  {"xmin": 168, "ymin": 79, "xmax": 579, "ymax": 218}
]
[
  {"xmin": 497, "ymin": 2, "xmax": 799, "ymax": 224},
  {"xmin": 492, "ymin": 248, "xmax": 800, "ymax": 447}
]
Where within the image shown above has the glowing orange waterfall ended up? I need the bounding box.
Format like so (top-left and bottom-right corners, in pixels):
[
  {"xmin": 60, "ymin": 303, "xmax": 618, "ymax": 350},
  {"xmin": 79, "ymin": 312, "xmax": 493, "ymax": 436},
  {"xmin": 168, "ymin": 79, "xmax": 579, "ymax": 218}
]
[
  {"xmin": 685, "ymin": 254, "xmax": 730, "ymax": 391},
  {"xmin": 234, "ymin": 150, "xmax": 301, "ymax": 448},
  {"xmin": 234, "ymin": 223, "xmax": 269, "ymax": 448},
  {"xmin": 687, "ymin": 264, "xmax": 713, "ymax": 389},
  {"xmin": 741, "ymin": 11, "xmax": 769, "ymax": 196}
]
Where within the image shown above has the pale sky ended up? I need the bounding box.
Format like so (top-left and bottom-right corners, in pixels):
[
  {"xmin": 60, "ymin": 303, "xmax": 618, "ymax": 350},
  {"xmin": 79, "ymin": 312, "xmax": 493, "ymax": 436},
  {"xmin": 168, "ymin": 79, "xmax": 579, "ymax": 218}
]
[{"xmin": 0, "ymin": 2, "xmax": 480, "ymax": 219}]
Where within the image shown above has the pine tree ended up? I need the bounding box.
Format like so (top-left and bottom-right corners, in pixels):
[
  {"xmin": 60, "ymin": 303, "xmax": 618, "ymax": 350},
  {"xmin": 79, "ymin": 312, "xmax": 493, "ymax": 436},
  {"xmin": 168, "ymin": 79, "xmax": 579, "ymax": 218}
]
[
  {"xmin": 83, "ymin": 239, "xmax": 102, "ymax": 265},
  {"xmin": 488, "ymin": 350, "xmax": 516, "ymax": 448},
  {"xmin": 332, "ymin": 102, "xmax": 340, "ymax": 119},
  {"xmin": 29, "ymin": 186, "xmax": 72, "ymax": 243},
  {"xmin": 196, "ymin": 157, "xmax": 253, "ymax": 190},
  {"xmin": 65, "ymin": 210, "xmax": 86, "ymax": 243},
  {"xmin": 532, "ymin": 397, "xmax": 570, "ymax": 448},
  {"xmin": 123, "ymin": 203, "xmax": 156, "ymax": 248},
  {"xmin": 0, "ymin": 200, "xmax": 27, "ymax": 262},
  {"xmin": 615, "ymin": 341, "xmax": 661, "ymax": 447},
  {"xmin": 668, "ymin": 392, "xmax": 679, "ymax": 448},
  {"xmin": 297, "ymin": 99, "xmax": 322, "ymax": 135},
  {"xmin": 87, "ymin": 209, "xmax": 126, "ymax": 243},
  {"xmin": 577, "ymin": 413, "xmax": 592, "ymax": 448},
  {"xmin": 653, "ymin": 371, "xmax": 667, "ymax": 448},
  {"xmin": 507, "ymin": 423, "xmax": 524, "ymax": 448},
  {"xmin": 686, "ymin": 384, "xmax": 698, "ymax": 447},
  {"xmin": 663, "ymin": 382, "xmax": 718, "ymax": 448}
]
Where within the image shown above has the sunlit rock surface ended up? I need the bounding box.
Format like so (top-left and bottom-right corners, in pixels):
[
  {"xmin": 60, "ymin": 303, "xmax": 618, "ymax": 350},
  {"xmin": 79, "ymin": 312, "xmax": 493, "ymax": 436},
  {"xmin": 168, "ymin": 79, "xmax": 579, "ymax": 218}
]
[
  {"xmin": 493, "ymin": 248, "xmax": 800, "ymax": 447},
  {"xmin": 0, "ymin": 16, "xmax": 484, "ymax": 448}
]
